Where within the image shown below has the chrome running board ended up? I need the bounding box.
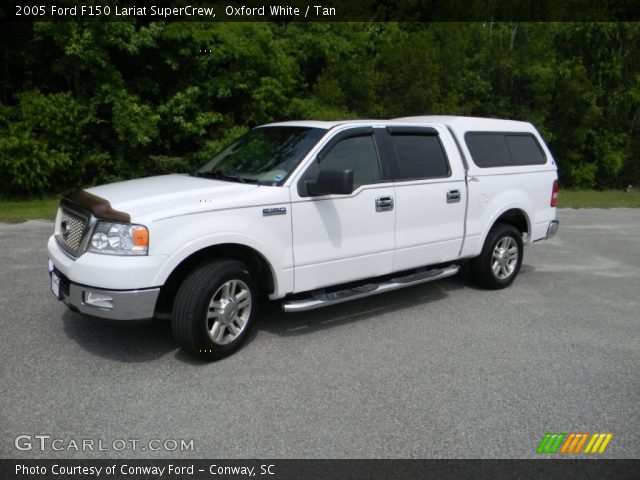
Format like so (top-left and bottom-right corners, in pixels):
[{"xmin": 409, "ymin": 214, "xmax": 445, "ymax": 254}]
[{"xmin": 282, "ymin": 264, "xmax": 460, "ymax": 313}]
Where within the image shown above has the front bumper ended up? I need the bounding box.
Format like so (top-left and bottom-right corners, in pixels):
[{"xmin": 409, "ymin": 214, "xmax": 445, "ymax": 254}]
[{"xmin": 50, "ymin": 266, "xmax": 160, "ymax": 320}]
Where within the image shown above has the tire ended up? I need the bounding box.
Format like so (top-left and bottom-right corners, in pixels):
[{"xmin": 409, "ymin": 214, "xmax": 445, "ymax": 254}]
[
  {"xmin": 172, "ymin": 259, "xmax": 257, "ymax": 360},
  {"xmin": 470, "ymin": 223, "xmax": 523, "ymax": 290}
]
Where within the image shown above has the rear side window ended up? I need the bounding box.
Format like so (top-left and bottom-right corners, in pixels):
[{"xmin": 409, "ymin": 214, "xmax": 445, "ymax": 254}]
[
  {"xmin": 465, "ymin": 132, "xmax": 546, "ymax": 167},
  {"xmin": 390, "ymin": 134, "xmax": 450, "ymax": 180}
]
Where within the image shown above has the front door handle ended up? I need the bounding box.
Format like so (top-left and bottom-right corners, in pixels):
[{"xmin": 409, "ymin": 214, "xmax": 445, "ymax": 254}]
[
  {"xmin": 447, "ymin": 190, "xmax": 461, "ymax": 203},
  {"xmin": 375, "ymin": 196, "xmax": 394, "ymax": 212}
]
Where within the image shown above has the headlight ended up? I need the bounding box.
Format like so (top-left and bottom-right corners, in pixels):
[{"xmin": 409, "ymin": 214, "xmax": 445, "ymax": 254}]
[{"xmin": 89, "ymin": 222, "xmax": 149, "ymax": 256}]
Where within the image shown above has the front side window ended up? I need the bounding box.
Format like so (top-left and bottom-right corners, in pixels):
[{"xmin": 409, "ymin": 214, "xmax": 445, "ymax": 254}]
[
  {"xmin": 319, "ymin": 135, "xmax": 381, "ymax": 188},
  {"xmin": 196, "ymin": 126, "xmax": 325, "ymax": 185},
  {"xmin": 391, "ymin": 134, "xmax": 450, "ymax": 180}
]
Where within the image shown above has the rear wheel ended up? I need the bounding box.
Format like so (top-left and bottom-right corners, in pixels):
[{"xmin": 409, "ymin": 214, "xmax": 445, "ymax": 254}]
[
  {"xmin": 471, "ymin": 223, "xmax": 523, "ymax": 289},
  {"xmin": 172, "ymin": 259, "xmax": 257, "ymax": 360}
]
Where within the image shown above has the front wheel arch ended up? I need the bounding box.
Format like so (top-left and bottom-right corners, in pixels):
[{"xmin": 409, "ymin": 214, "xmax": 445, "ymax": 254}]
[{"xmin": 155, "ymin": 243, "xmax": 275, "ymax": 318}]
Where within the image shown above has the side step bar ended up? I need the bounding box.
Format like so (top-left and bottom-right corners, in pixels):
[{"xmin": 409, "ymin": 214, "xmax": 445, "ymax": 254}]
[{"xmin": 282, "ymin": 264, "xmax": 460, "ymax": 313}]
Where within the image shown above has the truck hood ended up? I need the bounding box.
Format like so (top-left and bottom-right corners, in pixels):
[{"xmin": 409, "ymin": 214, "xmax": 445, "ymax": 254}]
[{"xmin": 84, "ymin": 174, "xmax": 259, "ymax": 221}]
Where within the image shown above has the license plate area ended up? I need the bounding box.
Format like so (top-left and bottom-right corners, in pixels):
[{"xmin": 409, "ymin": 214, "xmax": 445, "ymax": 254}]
[{"xmin": 51, "ymin": 271, "xmax": 62, "ymax": 300}]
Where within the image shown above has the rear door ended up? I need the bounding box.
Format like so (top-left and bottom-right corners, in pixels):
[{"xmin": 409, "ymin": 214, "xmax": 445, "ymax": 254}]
[{"xmin": 385, "ymin": 126, "xmax": 467, "ymax": 271}]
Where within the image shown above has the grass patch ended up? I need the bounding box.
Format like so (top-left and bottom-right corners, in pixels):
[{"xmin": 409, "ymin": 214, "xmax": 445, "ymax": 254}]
[
  {"xmin": 0, "ymin": 189, "xmax": 638, "ymax": 222},
  {"xmin": 0, "ymin": 197, "xmax": 59, "ymax": 222},
  {"xmin": 559, "ymin": 189, "xmax": 640, "ymax": 208}
]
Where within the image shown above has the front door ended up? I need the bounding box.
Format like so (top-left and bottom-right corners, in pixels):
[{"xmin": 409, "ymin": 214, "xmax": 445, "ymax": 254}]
[{"xmin": 291, "ymin": 127, "xmax": 395, "ymax": 293}]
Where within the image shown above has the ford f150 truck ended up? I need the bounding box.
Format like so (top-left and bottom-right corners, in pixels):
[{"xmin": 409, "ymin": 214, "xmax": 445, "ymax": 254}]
[{"xmin": 48, "ymin": 116, "xmax": 559, "ymax": 359}]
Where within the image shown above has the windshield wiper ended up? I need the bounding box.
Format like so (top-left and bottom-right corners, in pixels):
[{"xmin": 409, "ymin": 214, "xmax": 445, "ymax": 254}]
[{"xmin": 194, "ymin": 170, "xmax": 258, "ymax": 184}]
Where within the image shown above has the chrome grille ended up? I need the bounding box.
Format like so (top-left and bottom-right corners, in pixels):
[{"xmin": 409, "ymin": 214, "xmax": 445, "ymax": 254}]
[{"xmin": 56, "ymin": 207, "xmax": 89, "ymax": 256}]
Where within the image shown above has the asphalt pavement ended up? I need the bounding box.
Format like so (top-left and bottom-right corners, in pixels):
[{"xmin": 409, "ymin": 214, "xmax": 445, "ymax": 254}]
[{"xmin": 1, "ymin": 209, "xmax": 638, "ymax": 459}]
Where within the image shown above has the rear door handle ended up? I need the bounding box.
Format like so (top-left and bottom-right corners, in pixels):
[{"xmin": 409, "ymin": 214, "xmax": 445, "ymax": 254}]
[
  {"xmin": 375, "ymin": 196, "xmax": 394, "ymax": 212},
  {"xmin": 447, "ymin": 190, "xmax": 461, "ymax": 203}
]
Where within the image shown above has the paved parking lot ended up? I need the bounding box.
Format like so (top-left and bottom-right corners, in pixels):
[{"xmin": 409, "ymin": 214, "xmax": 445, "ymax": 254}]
[{"xmin": 1, "ymin": 209, "xmax": 638, "ymax": 458}]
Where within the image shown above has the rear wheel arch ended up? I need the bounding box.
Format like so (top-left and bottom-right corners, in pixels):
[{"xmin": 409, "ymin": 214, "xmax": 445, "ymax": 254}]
[
  {"xmin": 479, "ymin": 208, "xmax": 530, "ymax": 251},
  {"xmin": 493, "ymin": 208, "xmax": 530, "ymax": 237},
  {"xmin": 471, "ymin": 222, "xmax": 524, "ymax": 289},
  {"xmin": 470, "ymin": 208, "xmax": 530, "ymax": 289}
]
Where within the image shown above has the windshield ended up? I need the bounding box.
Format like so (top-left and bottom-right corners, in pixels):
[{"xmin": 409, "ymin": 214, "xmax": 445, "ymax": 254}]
[{"xmin": 195, "ymin": 126, "xmax": 326, "ymax": 185}]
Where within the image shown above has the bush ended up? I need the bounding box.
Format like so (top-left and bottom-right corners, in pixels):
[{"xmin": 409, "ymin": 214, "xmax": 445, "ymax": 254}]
[{"xmin": 0, "ymin": 91, "xmax": 94, "ymax": 195}]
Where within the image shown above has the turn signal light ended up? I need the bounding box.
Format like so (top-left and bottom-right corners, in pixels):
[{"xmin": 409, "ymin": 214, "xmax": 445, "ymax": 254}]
[{"xmin": 132, "ymin": 227, "xmax": 149, "ymax": 247}]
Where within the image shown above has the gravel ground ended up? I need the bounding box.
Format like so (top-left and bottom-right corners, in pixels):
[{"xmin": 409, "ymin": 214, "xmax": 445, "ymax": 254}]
[{"xmin": 1, "ymin": 208, "xmax": 638, "ymax": 459}]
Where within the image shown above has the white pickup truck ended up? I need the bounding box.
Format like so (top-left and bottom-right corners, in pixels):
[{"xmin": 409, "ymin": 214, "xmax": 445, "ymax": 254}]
[{"xmin": 48, "ymin": 116, "xmax": 559, "ymax": 359}]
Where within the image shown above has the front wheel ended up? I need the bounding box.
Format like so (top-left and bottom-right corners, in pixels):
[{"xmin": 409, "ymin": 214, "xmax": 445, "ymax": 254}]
[
  {"xmin": 172, "ymin": 259, "xmax": 258, "ymax": 360},
  {"xmin": 470, "ymin": 223, "xmax": 523, "ymax": 290}
]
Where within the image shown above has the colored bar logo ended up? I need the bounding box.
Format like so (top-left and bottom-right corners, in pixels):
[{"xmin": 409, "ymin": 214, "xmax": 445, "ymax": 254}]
[{"xmin": 537, "ymin": 433, "xmax": 612, "ymax": 454}]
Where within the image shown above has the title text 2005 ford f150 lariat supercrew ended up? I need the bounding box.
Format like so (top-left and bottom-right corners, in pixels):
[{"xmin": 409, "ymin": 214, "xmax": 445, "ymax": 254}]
[{"xmin": 48, "ymin": 116, "xmax": 559, "ymax": 359}]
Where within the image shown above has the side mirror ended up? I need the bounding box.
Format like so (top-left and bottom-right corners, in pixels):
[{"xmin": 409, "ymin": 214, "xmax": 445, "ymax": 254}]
[{"xmin": 305, "ymin": 169, "xmax": 354, "ymax": 196}]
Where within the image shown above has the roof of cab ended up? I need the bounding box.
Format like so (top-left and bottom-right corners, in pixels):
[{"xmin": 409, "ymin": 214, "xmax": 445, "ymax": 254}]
[
  {"xmin": 262, "ymin": 120, "xmax": 378, "ymax": 130},
  {"xmin": 263, "ymin": 116, "xmax": 536, "ymax": 132}
]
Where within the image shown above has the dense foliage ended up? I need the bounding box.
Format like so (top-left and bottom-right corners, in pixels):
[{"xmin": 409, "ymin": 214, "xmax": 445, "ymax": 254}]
[{"xmin": 1, "ymin": 22, "xmax": 639, "ymax": 195}]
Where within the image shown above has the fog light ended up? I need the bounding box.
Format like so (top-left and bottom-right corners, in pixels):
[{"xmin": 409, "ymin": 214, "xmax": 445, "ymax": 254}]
[{"xmin": 84, "ymin": 291, "xmax": 114, "ymax": 309}]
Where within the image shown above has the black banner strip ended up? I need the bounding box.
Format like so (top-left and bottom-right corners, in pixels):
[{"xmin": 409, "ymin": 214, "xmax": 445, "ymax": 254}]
[
  {"xmin": 3, "ymin": 0, "xmax": 640, "ymax": 22},
  {"xmin": 2, "ymin": 459, "xmax": 640, "ymax": 480}
]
